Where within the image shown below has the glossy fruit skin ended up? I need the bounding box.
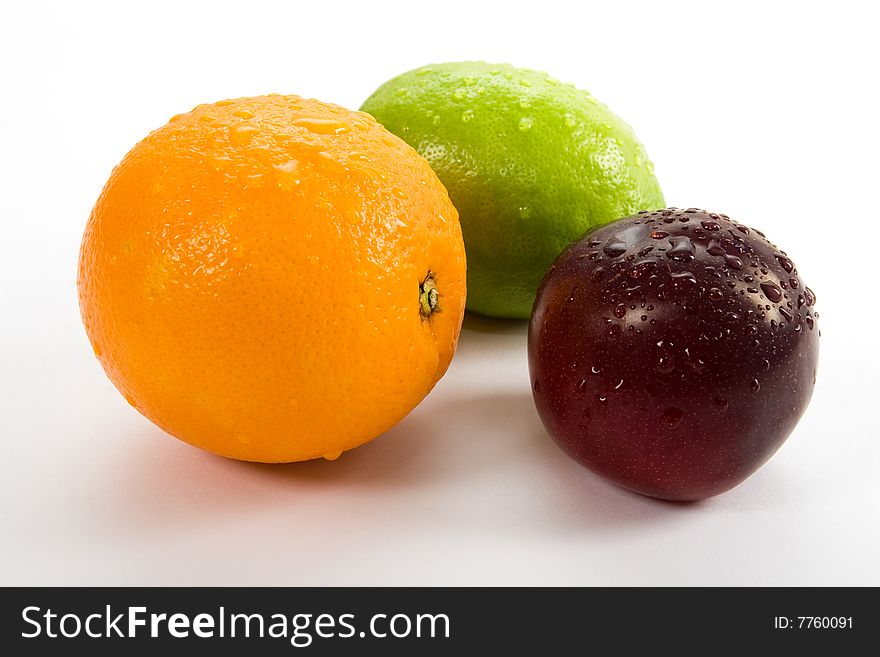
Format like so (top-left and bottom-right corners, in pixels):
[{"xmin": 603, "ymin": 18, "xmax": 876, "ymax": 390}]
[
  {"xmin": 78, "ymin": 95, "xmax": 466, "ymax": 463},
  {"xmin": 361, "ymin": 61, "xmax": 664, "ymax": 319},
  {"xmin": 529, "ymin": 208, "xmax": 819, "ymax": 500}
]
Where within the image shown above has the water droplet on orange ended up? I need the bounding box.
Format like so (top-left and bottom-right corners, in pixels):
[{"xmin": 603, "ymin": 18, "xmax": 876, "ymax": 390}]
[
  {"xmin": 230, "ymin": 124, "xmax": 258, "ymax": 145},
  {"xmin": 291, "ymin": 117, "xmax": 351, "ymax": 135}
]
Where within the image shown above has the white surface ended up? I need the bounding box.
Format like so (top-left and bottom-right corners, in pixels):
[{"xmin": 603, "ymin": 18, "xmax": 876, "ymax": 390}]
[{"xmin": 2, "ymin": 0, "xmax": 878, "ymax": 586}]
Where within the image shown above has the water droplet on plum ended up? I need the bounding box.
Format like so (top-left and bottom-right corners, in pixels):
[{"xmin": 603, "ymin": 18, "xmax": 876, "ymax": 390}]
[
  {"xmin": 760, "ymin": 281, "xmax": 783, "ymax": 303},
  {"xmin": 725, "ymin": 254, "xmax": 743, "ymax": 270},
  {"xmin": 662, "ymin": 407, "xmax": 684, "ymax": 427},
  {"xmin": 707, "ymin": 240, "xmax": 726, "ymax": 256},
  {"xmin": 666, "ymin": 236, "xmax": 695, "ymax": 262},
  {"xmin": 775, "ymin": 255, "xmax": 794, "ymax": 273},
  {"xmin": 656, "ymin": 355, "xmax": 675, "ymax": 374},
  {"xmin": 603, "ymin": 239, "xmax": 627, "ymax": 258}
]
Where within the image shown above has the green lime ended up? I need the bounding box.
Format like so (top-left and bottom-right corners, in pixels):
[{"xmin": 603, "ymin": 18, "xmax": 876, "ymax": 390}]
[{"xmin": 360, "ymin": 61, "xmax": 664, "ymax": 318}]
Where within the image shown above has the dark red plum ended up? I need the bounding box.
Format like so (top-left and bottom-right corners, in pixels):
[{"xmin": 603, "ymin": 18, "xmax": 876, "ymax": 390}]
[{"xmin": 528, "ymin": 208, "xmax": 819, "ymax": 501}]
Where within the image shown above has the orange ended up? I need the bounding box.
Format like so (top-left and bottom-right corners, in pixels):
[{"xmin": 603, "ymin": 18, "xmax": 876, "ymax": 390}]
[{"xmin": 78, "ymin": 95, "xmax": 466, "ymax": 463}]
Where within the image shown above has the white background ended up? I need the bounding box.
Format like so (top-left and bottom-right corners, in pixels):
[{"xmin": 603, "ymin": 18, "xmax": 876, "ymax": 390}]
[{"xmin": 2, "ymin": 0, "xmax": 878, "ymax": 585}]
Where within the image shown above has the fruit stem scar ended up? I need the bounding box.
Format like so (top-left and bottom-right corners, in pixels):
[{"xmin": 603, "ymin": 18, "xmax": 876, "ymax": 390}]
[{"xmin": 419, "ymin": 272, "xmax": 439, "ymax": 318}]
